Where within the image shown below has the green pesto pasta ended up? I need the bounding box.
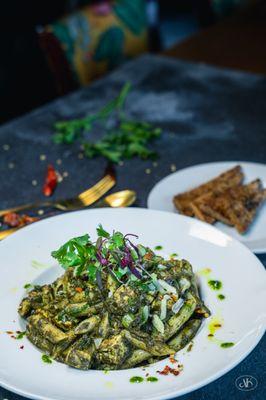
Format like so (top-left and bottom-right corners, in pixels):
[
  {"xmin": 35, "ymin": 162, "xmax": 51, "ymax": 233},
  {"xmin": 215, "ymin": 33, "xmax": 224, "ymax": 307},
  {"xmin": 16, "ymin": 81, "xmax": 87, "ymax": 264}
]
[{"xmin": 18, "ymin": 226, "xmax": 210, "ymax": 370}]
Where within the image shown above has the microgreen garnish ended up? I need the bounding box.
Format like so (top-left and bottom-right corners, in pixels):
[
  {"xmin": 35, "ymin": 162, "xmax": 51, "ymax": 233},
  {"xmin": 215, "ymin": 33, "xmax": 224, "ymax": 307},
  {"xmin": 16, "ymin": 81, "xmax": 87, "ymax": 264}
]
[
  {"xmin": 51, "ymin": 225, "xmax": 164, "ymax": 289},
  {"xmin": 52, "ymin": 83, "xmax": 161, "ymax": 163}
]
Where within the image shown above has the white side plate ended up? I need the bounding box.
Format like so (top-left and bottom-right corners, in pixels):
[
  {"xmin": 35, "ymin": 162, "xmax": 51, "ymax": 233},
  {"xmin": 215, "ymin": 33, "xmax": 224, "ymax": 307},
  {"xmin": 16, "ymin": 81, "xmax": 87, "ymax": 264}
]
[{"xmin": 147, "ymin": 161, "xmax": 266, "ymax": 253}]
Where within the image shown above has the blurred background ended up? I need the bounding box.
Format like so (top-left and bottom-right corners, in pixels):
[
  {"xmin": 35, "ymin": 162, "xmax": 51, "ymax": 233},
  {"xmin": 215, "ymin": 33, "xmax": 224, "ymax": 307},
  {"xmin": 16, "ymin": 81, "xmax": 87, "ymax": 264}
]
[{"xmin": 1, "ymin": 0, "xmax": 265, "ymax": 124}]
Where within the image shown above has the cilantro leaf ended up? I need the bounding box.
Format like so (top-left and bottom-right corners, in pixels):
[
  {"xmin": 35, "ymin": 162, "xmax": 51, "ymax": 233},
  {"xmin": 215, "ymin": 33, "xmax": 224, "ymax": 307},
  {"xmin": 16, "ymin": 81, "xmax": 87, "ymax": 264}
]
[
  {"xmin": 96, "ymin": 224, "xmax": 110, "ymax": 238},
  {"xmin": 51, "ymin": 234, "xmax": 90, "ymax": 269},
  {"xmin": 52, "ymin": 82, "xmax": 161, "ymax": 162}
]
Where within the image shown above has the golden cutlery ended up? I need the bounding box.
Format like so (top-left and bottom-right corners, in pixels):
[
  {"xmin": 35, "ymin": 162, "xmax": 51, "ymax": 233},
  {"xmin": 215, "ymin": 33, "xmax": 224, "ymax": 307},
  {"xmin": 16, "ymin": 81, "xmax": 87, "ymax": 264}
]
[
  {"xmin": 0, "ymin": 190, "xmax": 136, "ymax": 240},
  {"xmin": 0, "ymin": 168, "xmax": 115, "ymax": 217}
]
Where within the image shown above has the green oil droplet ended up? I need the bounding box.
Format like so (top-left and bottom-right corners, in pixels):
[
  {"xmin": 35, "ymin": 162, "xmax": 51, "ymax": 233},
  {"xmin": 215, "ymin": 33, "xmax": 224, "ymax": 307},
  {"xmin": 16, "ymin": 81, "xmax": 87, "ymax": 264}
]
[
  {"xmin": 147, "ymin": 376, "xmax": 158, "ymax": 382},
  {"xmin": 130, "ymin": 376, "xmax": 144, "ymax": 383},
  {"xmin": 208, "ymin": 280, "xmax": 222, "ymax": 290},
  {"xmin": 221, "ymin": 342, "xmax": 234, "ymax": 348}
]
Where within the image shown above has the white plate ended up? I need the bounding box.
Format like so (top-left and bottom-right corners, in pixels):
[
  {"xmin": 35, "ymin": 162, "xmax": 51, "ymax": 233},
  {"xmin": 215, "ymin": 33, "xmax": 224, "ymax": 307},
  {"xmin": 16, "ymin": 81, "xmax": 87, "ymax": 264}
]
[
  {"xmin": 0, "ymin": 208, "xmax": 265, "ymax": 400},
  {"xmin": 147, "ymin": 161, "xmax": 266, "ymax": 253}
]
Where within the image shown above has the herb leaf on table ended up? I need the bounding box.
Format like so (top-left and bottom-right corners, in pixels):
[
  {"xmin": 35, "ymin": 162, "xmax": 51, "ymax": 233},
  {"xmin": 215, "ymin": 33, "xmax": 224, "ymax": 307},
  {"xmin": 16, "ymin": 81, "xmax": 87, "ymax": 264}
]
[{"xmin": 52, "ymin": 83, "xmax": 161, "ymax": 163}]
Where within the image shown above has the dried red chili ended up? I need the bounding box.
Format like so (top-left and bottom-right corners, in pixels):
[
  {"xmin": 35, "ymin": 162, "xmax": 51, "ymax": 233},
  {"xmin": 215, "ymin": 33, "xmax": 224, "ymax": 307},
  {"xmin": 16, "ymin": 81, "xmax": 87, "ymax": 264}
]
[
  {"xmin": 157, "ymin": 365, "xmax": 180, "ymax": 376},
  {"xmin": 169, "ymin": 356, "xmax": 177, "ymax": 364},
  {"xmin": 43, "ymin": 164, "xmax": 57, "ymax": 197},
  {"xmin": 3, "ymin": 213, "xmax": 20, "ymax": 227},
  {"xmin": 3, "ymin": 212, "xmax": 39, "ymax": 228},
  {"xmin": 157, "ymin": 366, "xmax": 171, "ymax": 375}
]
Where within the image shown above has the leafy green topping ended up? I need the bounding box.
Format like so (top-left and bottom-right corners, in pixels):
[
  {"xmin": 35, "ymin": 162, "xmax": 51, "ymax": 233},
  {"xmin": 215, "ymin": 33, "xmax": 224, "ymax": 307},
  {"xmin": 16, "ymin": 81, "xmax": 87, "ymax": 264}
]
[
  {"xmin": 51, "ymin": 234, "xmax": 91, "ymax": 270},
  {"xmin": 96, "ymin": 224, "xmax": 110, "ymax": 238},
  {"xmin": 51, "ymin": 226, "xmax": 168, "ymax": 292},
  {"xmin": 154, "ymin": 245, "xmax": 163, "ymax": 251},
  {"xmin": 52, "ymin": 83, "xmax": 161, "ymax": 163},
  {"xmin": 42, "ymin": 354, "xmax": 53, "ymax": 364}
]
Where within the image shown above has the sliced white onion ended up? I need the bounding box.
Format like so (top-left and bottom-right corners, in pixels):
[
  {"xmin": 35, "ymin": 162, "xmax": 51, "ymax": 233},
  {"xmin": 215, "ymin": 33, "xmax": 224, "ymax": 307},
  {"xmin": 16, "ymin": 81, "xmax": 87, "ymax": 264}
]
[
  {"xmin": 158, "ymin": 279, "xmax": 177, "ymax": 294},
  {"xmin": 172, "ymin": 298, "xmax": 184, "ymax": 314},
  {"xmin": 152, "ymin": 314, "xmax": 165, "ymax": 334},
  {"xmin": 179, "ymin": 277, "xmax": 191, "ymax": 294},
  {"xmin": 141, "ymin": 305, "xmax": 149, "ymax": 325},
  {"xmin": 93, "ymin": 338, "xmax": 103, "ymax": 349},
  {"xmin": 160, "ymin": 294, "xmax": 170, "ymax": 320}
]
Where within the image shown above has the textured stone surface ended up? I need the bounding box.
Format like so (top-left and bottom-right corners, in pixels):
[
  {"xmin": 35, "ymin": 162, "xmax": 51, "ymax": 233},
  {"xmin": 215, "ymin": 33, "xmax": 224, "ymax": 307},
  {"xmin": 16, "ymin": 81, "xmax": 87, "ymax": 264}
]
[{"xmin": 0, "ymin": 55, "xmax": 265, "ymax": 400}]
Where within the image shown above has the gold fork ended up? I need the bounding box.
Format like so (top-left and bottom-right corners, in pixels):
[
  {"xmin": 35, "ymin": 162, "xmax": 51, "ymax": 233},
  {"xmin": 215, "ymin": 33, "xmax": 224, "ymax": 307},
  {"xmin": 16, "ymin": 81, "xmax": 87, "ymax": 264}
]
[
  {"xmin": 0, "ymin": 190, "xmax": 136, "ymax": 240},
  {"xmin": 0, "ymin": 167, "xmax": 115, "ymax": 217}
]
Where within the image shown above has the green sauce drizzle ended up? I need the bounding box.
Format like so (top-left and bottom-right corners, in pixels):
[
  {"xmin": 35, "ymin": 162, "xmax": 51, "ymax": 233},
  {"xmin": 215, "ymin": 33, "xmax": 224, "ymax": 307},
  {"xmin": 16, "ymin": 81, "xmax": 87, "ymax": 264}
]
[
  {"xmin": 42, "ymin": 354, "xmax": 52, "ymax": 364},
  {"xmin": 130, "ymin": 376, "xmax": 144, "ymax": 383},
  {"xmin": 154, "ymin": 245, "xmax": 163, "ymax": 251},
  {"xmin": 217, "ymin": 294, "xmax": 225, "ymax": 300},
  {"xmin": 208, "ymin": 280, "xmax": 222, "ymax": 290},
  {"xmin": 147, "ymin": 376, "xmax": 158, "ymax": 382},
  {"xmin": 220, "ymin": 342, "xmax": 234, "ymax": 348},
  {"xmin": 23, "ymin": 283, "xmax": 32, "ymax": 289}
]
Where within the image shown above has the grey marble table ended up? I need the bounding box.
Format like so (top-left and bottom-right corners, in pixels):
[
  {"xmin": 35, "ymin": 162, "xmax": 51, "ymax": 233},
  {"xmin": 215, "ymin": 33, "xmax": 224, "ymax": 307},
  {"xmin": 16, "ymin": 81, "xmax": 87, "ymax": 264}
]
[{"xmin": 0, "ymin": 54, "xmax": 265, "ymax": 400}]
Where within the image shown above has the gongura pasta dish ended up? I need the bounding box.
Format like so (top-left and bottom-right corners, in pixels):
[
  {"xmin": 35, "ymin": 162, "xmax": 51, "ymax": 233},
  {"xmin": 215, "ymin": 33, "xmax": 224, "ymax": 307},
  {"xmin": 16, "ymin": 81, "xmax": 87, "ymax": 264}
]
[{"xmin": 18, "ymin": 226, "xmax": 210, "ymax": 370}]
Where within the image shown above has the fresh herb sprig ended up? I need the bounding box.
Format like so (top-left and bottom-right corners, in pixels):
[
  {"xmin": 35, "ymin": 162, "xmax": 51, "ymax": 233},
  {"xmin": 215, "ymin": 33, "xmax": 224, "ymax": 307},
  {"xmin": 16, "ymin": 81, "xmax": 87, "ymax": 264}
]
[
  {"xmin": 51, "ymin": 225, "xmax": 163, "ymax": 292},
  {"xmin": 52, "ymin": 83, "xmax": 161, "ymax": 163}
]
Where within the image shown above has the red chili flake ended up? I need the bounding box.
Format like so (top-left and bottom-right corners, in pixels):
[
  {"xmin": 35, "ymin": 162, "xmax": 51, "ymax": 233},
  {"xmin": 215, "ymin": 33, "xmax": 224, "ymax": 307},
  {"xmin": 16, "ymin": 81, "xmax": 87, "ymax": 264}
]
[
  {"xmin": 169, "ymin": 356, "xmax": 177, "ymax": 364},
  {"xmin": 6, "ymin": 331, "xmax": 14, "ymax": 335},
  {"xmin": 157, "ymin": 365, "xmax": 180, "ymax": 376},
  {"xmin": 157, "ymin": 365, "xmax": 171, "ymax": 375},
  {"xmin": 171, "ymin": 369, "xmax": 180, "ymax": 376},
  {"xmin": 43, "ymin": 164, "xmax": 58, "ymax": 197},
  {"xmin": 208, "ymin": 334, "xmax": 214, "ymax": 337},
  {"xmin": 11, "ymin": 335, "xmax": 16, "ymax": 339},
  {"xmin": 145, "ymin": 373, "xmax": 149, "ymax": 377},
  {"xmin": 20, "ymin": 345, "xmax": 24, "ymax": 350},
  {"xmin": 75, "ymin": 287, "xmax": 83, "ymax": 293}
]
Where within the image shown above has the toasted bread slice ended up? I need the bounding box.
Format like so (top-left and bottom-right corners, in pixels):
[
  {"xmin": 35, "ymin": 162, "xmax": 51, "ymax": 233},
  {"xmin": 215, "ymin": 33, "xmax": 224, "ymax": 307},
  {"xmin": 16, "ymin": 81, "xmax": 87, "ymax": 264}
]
[
  {"xmin": 227, "ymin": 187, "xmax": 266, "ymax": 233},
  {"xmin": 199, "ymin": 180, "xmax": 265, "ymax": 233},
  {"xmin": 190, "ymin": 202, "xmax": 216, "ymax": 224},
  {"xmin": 173, "ymin": 165, "xmax": 243, "ymax": 216}
]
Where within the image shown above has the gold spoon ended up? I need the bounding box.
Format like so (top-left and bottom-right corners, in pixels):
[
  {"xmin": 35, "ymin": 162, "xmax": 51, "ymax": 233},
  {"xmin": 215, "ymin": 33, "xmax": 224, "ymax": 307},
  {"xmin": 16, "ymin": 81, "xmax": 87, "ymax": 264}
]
[{"xmin": 0, "ymin": 190, "xmax": 136, "ymax": 240}]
